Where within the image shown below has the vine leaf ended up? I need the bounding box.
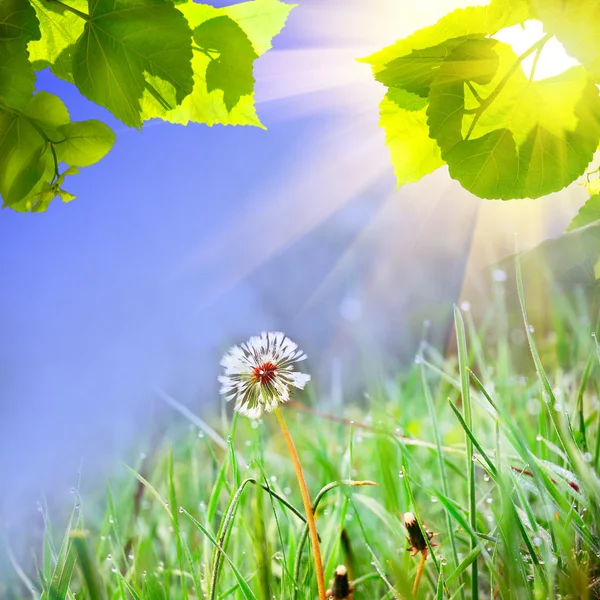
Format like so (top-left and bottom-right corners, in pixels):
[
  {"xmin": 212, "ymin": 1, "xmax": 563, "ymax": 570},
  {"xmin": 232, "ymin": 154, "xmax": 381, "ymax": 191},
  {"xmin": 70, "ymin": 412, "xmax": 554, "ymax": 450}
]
[
  {"xmin": 379, "ymin": 88, "xmax": 444, "ymax": 186},
  {"xmin": 0, "ymin": 41, "xmax": 35, "ymax": 109},
  {"xmin": 141, "ymin": 0, "xmax": 293, "ymax": 127},
  {"xmin": 0, "ymin": 0, "xmax": 40, "ymax": 110},
  {"xmin": 566, "ymin": 195, "xmax": 600, "ymax": 232},
  {"xmin": 0, "ymin": 0, "xmax": 41, "ymax": 42},
  {"xmin": 72, "ymin": 0, "xmax": 194, "ymax": 128},
  {"xmin": 427, "ymin": 39, "xmax": 600, "ymax": 199},
  {"xmin": 194, "ymin": 16, "xmax": 258, "ymax": 112},
  {"xmin": 373, "ymin": 34, "xmax": 486, "ymax": 98},
  {"xmin": 27, "ymin": 0, "xmax": 85, "ymax": 77},
  {"xmin": 534, "ymin": 0, "xmax": 600, "ymax": 79},
  {"xmin": 0, "ymin": 92, "xmax": 115, "ymax": 211},
  {"xmin": 56, "ymin": 121, "xmax": 116, "ymax": 167},
  {"xmin": 361, "ymin": 0, "xmax": 529, "ymax": 189}
]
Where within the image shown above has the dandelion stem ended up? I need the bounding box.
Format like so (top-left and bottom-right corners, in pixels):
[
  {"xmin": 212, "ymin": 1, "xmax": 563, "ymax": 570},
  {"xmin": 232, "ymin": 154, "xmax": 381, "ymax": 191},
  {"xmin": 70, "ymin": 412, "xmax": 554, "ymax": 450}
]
[
  {"xmin": 412, "ymin": 552, "xmax": 426, "ymax": 597},
  {"xmin": 274, "ymin": 408, "xmax": 326, "ymax": 600}
]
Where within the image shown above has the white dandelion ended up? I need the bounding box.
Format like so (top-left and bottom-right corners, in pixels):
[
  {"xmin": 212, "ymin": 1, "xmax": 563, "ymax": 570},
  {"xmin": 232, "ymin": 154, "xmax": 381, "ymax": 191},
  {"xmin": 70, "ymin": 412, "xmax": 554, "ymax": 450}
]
[{"xmin": 218, "ymin": 331, "xmax": 311, "ymax": 419}]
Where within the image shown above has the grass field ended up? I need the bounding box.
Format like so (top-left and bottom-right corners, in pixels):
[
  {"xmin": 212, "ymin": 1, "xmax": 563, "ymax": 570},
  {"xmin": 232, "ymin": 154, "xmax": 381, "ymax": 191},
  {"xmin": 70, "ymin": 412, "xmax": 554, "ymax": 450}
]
[{"xmin": 4, "ymin": 263, "xmax": 600, "ymax": 599}]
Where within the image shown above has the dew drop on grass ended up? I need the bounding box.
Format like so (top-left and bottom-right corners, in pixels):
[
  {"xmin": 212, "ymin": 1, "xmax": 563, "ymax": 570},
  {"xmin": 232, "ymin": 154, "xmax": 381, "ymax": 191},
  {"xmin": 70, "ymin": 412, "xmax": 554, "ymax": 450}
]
[
  {"xmin": 179, "ymin": 507, "xmax": 184, "ymax": 513},
  {"xmin": 245, "ymin": 440, "xmax": 251, "ymax": 447},
  {"xmin": 111, "ymin": 567, "xmax": 117, "ymax": 573},
  {"xmin": 101, "ymin": 535, "xmax": 106, "ymax": 541},
  {"xmin": 398, "ymin": 471, "xmax": 404, "ymax": 478},
  {"xmin": 198, "ymin": 431, "xmax": 204, "ymax": 439},
  {"xmin": 109, "ymin": 516, "xmax": 114, "ymax": 524},
  {"xmin": 251, "ymin": 421, "xmax": 260, "ymax": 429},
  {"xmin": 283, "ymin": 487, "xmax": 291, "ymax": 495},
  {"xmin": 128, "ymin": 554, "xmax": 134, "ymax": 560},
  {"xmin": 142, "ymin": 571, "xmax": 147, "ymax": 577},
  {"xmin": 431, "ymin": 496, "xmax": 438, "ymax": 503},
  {"xmin": 36, "ymin": 502, "xmax": 43, "ymax": 513},
  {"xmin": 532, "ymin": 537, "xmax": 542, "ymax": 547},
  {"xmin": 460, "ymin": 300, "xmax": 471, "ymax": 312},
  {"xmin": 536, "ymin": 434, "xmax": 542, "ymax": 442},
  {"xmin": 441, "ymin": 559, "xmax": 447, "ymax": 566},
  {"xmin": 270, "ymin": 476, "xmax": 277, "ymax": 483},
  {"xmin": 69, "ymin": 487, "xmax": 76, "ymax": 494},
  {"xmin": 106, "ymin": 554, "xmax": 112, "ymax": 562},
  {"xmin": 226, "ymin": 435, "xmax": 232, "ymax": 443},
  {"xmin": 483, "ymin": 473, "xmax": 490, "ymax": 482},
  {"xmin": 583, "ymin": 452, "xmax": 592, "ymax": 463},
  {"xmin": 486, "ymin": 497, "xmax": 493, "ymax": 504},
  {"xmin": 74, "ymin": 503, "xmax": 81, "ymax": 509}
]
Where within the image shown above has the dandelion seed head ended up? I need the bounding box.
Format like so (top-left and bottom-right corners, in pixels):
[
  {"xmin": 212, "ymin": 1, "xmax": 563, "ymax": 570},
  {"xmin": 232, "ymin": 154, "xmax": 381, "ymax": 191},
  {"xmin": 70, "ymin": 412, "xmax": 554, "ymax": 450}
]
[{"xmin": 219, "ymin": 331, "xmax": 310, "ymax": 419}]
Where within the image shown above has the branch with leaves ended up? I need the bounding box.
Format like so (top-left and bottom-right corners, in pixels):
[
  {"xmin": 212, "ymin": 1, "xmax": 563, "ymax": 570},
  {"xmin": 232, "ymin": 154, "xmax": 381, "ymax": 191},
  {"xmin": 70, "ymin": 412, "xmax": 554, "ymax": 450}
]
[
  {"xmin": 0, "ymin": 0, "xmax": 293, "ymax": 212},
  {"xmin": 363, "ymin": 0, "xmax": 600, "ymax": 201}
]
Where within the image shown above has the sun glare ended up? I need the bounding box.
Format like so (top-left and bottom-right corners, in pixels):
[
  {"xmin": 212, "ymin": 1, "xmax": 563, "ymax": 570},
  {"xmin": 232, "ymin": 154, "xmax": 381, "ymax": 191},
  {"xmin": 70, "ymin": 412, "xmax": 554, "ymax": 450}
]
[{"xmin": 493, "ymin": 20, "xmax": 580, "ymax": 81}]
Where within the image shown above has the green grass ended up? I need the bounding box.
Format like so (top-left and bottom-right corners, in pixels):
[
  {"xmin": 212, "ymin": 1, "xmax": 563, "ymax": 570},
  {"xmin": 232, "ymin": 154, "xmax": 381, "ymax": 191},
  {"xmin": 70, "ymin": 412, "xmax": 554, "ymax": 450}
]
[{"xmin": 4, "ymin": 270, "xmax": 600, "ymax": 599}]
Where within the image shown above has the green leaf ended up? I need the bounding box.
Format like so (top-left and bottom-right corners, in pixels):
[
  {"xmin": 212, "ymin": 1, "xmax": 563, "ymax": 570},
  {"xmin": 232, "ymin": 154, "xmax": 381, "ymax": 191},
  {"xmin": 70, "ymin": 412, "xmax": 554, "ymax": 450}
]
[
  {"xmin": 0, "ymin": 92, "xmax": 114, "ymax": 211},
  {"xmin": 427, "ymin": 39, "xmax": 600, "ymax": 199},
  {"xmin": 141, "ymin": 0, "xmax": 292, "ymax": 127},
  {"xmin": 361, "ymin": 0, "xmax": 528, "ymax": 191},
  {"xmin": 56, "ymin": 121, "xmax": 116, "ymax": 167},
  {"xmin": 194, "ymin": 16, "xmax": 258, "ymax": 112},
  {"xmin": 379, "ymin": 88, "xmax": 444, "ymax": 186},
  {"xmin": 534, "ymin": 0, "xmax": 600, "ymax": 79},
  {"xmin": 0, "ymin": 107, "xmax": 54, "ymax": 208},
  {"xmin": 72, "ymin": 0, "xmax": 194, "ymax": 128},
  {"xmin": 566, "ymin": 195, "xmax": 600, "ymax": 232},
  {"xmin": 26, "ymin": 90, "xmax": 70, "ymax": 128},
  {"xmin": 0, "ymin": 40, "xmax": 35, "ymax": 109},
  {"xmin": 27, "ymin": 0, "xmax": 86, "ymax": 75},
  {"xmin": 374, "ymin": 34, "xmax": 486, "ymax": 98},
  {"xmin": 0, "ymin": 0, "xmax": 40, "ymax": 110},
  {"xmin": 0, "ymin": 0, "xmax": 41, "ymax": 42}
]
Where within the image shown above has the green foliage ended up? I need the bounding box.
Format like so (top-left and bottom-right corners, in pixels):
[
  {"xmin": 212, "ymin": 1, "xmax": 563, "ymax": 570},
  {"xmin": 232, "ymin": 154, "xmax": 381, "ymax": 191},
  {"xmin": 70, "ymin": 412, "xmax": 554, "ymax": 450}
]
[
  {"xmin": 363, "ymin": 0, "xmax": 600, "ymax": 200},
  {"xmin": 0, "ymin": 0, "xmax": 292, "ymax": 212}
]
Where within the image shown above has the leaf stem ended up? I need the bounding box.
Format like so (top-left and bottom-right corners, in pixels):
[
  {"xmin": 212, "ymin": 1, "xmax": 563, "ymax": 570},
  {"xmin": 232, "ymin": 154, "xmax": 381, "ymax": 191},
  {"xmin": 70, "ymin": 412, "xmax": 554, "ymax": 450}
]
[
  {"xmin": 44, "ymin": 0, "xmax": 89, "ymax": 20},
  {"xmin": 465, "ymin": 33, "xmax": 553, "ymax": 140},
  {"xmin": 192, "ymin": 45, "xmax": 218, "ymax": 59},
  {"xmin": 274, "ymin": 408, "xmax": 326, "ymax": 600}
]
